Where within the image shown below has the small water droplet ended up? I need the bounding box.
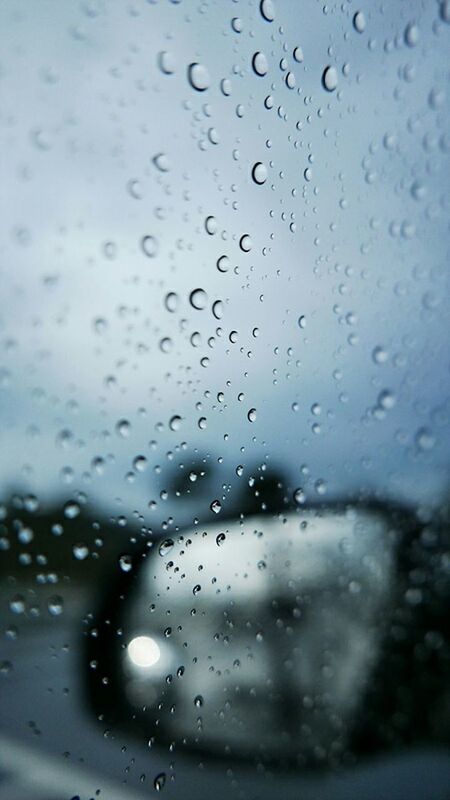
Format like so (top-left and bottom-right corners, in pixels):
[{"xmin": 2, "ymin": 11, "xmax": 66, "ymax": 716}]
[
  {"xmin": 164, "ymin": 292, "xmax": 178, "ymax": 312},
  {"xmin": 260, "ymin": 0, "xmax": 275, "ymax": 22},
  {"xmin": 247, "ymin": 408, "xmax": 257, "ymax": 423},
  {"xmin": 404, "ymin": 21, "xmax": 420, "ymax": 47},
  {"xmin": 158, "ymin": 50, "xmax": 176, "ymax": 75},
  {"xmin": 372, "ymin": 346, "xmax": 388, "ymax": 365},
  {"xmin": 48, "ymin": 595, "xmax": 64, "ymax": 616},
  {"xmin": 188, "ymin": 62, "xmax": 210, "ymax": 92},
  {"xmin": 353, "ymin": 11, "xmax": 366, "ymax": 33},
  {"xmin": 210, "ymin": 499, "xmax": 222, "ymax": 514},
  {"xmin": 119, "ymin": 554, "xmax": 132, "ymax": 572},
  {"xmin": 252, "ymin": 52, "xmax": 268, "ymax": 77},
  {"xmin": 239, "ymin": 234, "xmax": 252, "ymax": 252},
  {"xmin": 154, "ymin": 772, "xmax": 166, "ymax": 792},
  {"xmin": 73, "ymin": 543, "xmax": 89, "ymax": 561},
  {"xmin": 415, "ymin": 427, "xmax": 435, "ymax": 451},
  {"xmin": 141, "ymin": 235, "xmax": 158, "ymax": 258},
  {"xmin": 133, "ymin": 455, "xmax": 147, "ymax": 472},
  {"xmin": 152, "ymin": 153, "xmax": 171, "ymax": 172},
  {"xmin": 252, "ymin": 162, "xmax": 267, "ymax": 185},
  {"xmin": 159, "ymin": 538, "xmax": 174, "ymax": 557},
  {"xmin": 169, "ymin": 415, "xmax": 182, "ymax": 431},
  {"xmin": 322, "ymin": 65, "xmax": 338, "ymax": 92},
  {"xmin": 294, "ymin": 487, "xmax": 305, "ymax": 505},
  {"xmin": 189, "ymin": 288, "xmax": 208, "ymax": 310},
  {"xmin": 217, "ymin": 255, "xmax": 230, "ymax": 273},
  {"xmin": 212, "ymin": 300, "xmax": 224, "ymax": 319},
  {"xmin": 216, "ymin": 532, "xmax": 226, "ymax": 546},
  {"xmin": 116, "ymin": 419, "xmax": 131, "ymax": 438},
  {"xmin": 204, "ymin": 215, "xmax": 217, "ymax": 235}
]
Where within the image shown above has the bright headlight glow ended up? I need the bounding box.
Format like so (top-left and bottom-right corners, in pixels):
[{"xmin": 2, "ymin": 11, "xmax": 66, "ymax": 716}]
[{"xmin": 128, "ymin": 635, "xmax": 161, "ymax": 668}]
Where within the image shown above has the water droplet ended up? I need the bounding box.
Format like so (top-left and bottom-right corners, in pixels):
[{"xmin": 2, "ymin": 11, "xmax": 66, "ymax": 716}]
[
  {"xmin": 322, "ymin": 65, "xmax": 338, "ymax": 91},
  {"xmin": 64, "ymin": 501, "xmax": 80, "ymax": 519},
  {"xmin": 260, "ymin": 0, "xmax": 275, "ymax": 22},
  {"xmin": 247, "ymin": 408, "xmax": 257, "ymax": 422},
  {"xmin": 212, "ymin": 300, "xmax": 224, "ymax": 319},
  {"xmin": 285, "ymin": 71, "xmax": 296, "ymax": 89},
  {"xmin": 294, "ymin": 487, "xmax": 305, "ymax": 505},
  {"xmin": 252, "ymin": 162, "xmax": 267, "ymax": 185},
  {"xmin": 159, "ymin": 337, "xmax": 173, "ymax": 354},
  {"xmin": 164, "ymin": 292, "xmax": 178, "ymax": 312},
  {"xmin": 116, "ymin": 419, "xmax": 131, "ymax": 438},
  {"xmin": 188, "ymin": 62, "xmax": 210, "ymax": 92},
  {"xmin": 378, "ymin": 389, "xmax": 396, "ymax": 410},
  {"xmin": 293, "ymin": 46, "xmax": 304, "ymax": 63},
  {"xmin": 93, "ymin": 317, "xmax": 108, "ymax": 335},
  {"xmin": 204, "ymin": 215, "xmax": 217, "ymax": 235},
  {"xmin": 141, "ymin": 235, "xmax": 158, "ymax": 258},
  {"xmin": 210, "ymin": 499, "xmax": 222, "ymax": 514},
  {"xmin": 298, "ymin": 315, "xmax": 306, "ymax": 329},
  {"xmin": 48, "ymin": 596, "xmax": 64, "ymax": 616},
  {"xmin": 133, "ymin": 455, "xmax": 147, "ymax": 472},
  {"xmin": 194, "ymin": 694, "xmax": 204, "ymax": 707},
  {"xmin": 189, "ymin": 288, "xmax": 208, "ymax": 310},
  {"xmin": 119, "ymin": 554, "xmax": 132, "ymax": 572},
  {"xmin": 73, "ymin": 543, "xmax": 89, "ymax": 560},
  {"xmin": 158, "ymin": 51, "xmax": 176, "ymax": 75},
  {"xmin": 154, "ymin": 772, "xmax": 166, "ymax": 792},
  {"xmin": 252, "ymin": 52, "xmax": 268, "ymax": 77},
  {"xmin": 217, "ymin": 255, "xmax": 230, "ymax": 273},
  {"xmin": 159, "ymin": 538, "xmax": 174, "ymax": 557},
  {"xmin": 152, "ymin": 153, "xmax": 171, "ymax": 173},
  {"xmin": 193, "ymin": 584, "xmax": 201, "ymax": 596},
  {"xmin": 239, "ymin": 234, "xmax": 252, "ymax": 252},
  {"xmin": 216, "ymin": 532, "xmax": 226, "ymax": 546},
  {"xmin": 415, "ymin": 427, "xmax": 435, "ymax": 451},
  {"xmin": 404, "ymin": 22, "xmax": 420, "ymax": 47},
  {"xmin": 353, "ymin": 11, "xmax": 366, "ymax": 33},
  {"xmin": 169, "ymin": 415, "xmax": 182, "ymax": 431},
  {"xmin": 372, "ymin": 346, "xmax": 388, "ymax": 364},
  {"xmin": 231, "ymin": 17, "xmax": 243, "ymax": 33},
  {"xmin": 9, "ymin": 595, "xmax": 26, "ymax": 614},
  {"xmin": 440, "ymin": 1, "xmax": 450, "ymax": 23}
]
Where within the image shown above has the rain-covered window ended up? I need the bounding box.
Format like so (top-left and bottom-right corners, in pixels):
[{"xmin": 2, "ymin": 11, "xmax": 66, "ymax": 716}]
[{"xmin": 0, "ymin": 2, "xmax": 449, "ymax": 799}]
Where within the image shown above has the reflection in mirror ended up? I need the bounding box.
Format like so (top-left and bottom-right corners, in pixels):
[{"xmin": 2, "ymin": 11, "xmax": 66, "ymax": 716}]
[{"xmin": 86, "ymin": 499, "xmax": 449, "ymax": 768}]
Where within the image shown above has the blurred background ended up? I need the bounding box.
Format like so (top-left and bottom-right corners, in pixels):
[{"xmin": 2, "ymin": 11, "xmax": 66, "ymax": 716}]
[{"xmin": 0, "ymin": 0, "xmax": 449, "ymax": 797}]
